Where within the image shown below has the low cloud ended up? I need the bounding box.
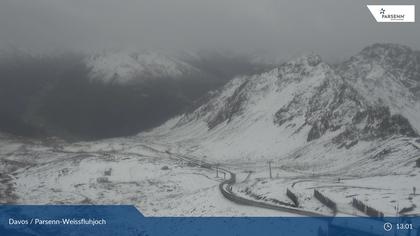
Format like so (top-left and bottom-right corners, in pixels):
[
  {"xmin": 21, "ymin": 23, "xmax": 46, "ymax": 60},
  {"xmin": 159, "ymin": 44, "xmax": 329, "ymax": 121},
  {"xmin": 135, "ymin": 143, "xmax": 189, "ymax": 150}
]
[{"xmin": 0, "ymin": 0, "xmax": 419, "ymax": 62}]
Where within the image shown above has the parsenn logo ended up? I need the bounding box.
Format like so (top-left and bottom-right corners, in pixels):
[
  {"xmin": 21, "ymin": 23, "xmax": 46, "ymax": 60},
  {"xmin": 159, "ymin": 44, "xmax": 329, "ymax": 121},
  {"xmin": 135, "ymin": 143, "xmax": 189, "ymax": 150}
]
[
  {"xmin": 367, "ymin": 5, "xmax": 415, "ymax": 22},
  {"xmin": 380, "ymin": 8, "xmax": 386, "ymax": 15}
]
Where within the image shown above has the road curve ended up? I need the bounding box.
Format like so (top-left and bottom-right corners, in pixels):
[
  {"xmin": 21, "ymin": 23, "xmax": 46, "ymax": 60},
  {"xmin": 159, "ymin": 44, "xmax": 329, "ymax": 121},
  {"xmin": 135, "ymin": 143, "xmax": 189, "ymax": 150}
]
[{"xmin": 217, "ymin": 168, "xmax": 327, "ymax": 217}]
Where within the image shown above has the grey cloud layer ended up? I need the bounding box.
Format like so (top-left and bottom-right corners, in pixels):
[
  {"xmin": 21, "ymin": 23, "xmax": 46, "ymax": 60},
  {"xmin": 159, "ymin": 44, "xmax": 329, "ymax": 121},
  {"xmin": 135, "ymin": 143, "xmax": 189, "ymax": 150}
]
[{"xmin": 0, "ymin": 0, "xmax": 419, "ymax": 61}]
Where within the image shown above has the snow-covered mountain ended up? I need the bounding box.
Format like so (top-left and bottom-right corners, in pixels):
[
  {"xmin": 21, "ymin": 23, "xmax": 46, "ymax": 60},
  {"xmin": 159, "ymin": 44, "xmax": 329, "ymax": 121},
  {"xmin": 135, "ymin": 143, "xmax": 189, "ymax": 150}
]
[
  {"xmin": 2, "ymin": 44, "xmax": 419, "ymax": 216},
  {"xmin": 85, "ymin": 51, "xmax": 201, "ymax": 83},
  {"xmin": 339, "ymin": 43, "xmax": 420, "ymax": 132},
  {"xmin": 142, "ymin": 44, "xmax": 420, "ymax": 176}
]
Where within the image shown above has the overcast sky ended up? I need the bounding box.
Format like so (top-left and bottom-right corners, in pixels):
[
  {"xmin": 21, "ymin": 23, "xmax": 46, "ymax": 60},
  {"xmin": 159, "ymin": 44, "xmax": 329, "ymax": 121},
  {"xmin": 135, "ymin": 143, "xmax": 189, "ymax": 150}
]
[{"xmin": 0, "ymin": 0, "xmax": 419, "ymax": 62}]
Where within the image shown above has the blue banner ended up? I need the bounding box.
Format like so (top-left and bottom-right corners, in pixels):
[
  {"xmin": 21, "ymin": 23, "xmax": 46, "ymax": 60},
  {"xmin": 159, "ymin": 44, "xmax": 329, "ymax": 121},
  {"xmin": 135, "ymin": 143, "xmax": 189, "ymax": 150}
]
[{"xmin": 0, "ymin": 205, "xmax": 419, "ymax": 236}]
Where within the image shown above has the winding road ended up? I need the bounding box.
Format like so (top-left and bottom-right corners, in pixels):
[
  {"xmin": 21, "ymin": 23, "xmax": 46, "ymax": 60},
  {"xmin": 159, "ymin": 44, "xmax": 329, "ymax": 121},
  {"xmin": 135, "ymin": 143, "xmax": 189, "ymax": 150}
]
[
  {"xmin": 165, "ymin": 149, "xmax": 327, "ymax": 216},
  {"xmin": 217, "ymin": 168, "xmax": 326, "ymax": 216}
]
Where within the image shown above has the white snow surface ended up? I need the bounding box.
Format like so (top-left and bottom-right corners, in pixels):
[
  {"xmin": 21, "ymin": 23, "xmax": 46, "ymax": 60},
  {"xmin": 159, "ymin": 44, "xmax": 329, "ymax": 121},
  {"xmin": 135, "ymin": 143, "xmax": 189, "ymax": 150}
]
[{"xmin": 1, "ymin": 136, "xmax": 284, "ymax": 216}]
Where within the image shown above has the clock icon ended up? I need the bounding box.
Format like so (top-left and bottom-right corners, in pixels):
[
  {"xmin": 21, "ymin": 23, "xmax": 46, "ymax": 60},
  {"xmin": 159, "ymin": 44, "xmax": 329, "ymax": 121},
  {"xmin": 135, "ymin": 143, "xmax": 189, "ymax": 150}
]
[{"xmin": 384, "ymin": 222, "xmax": 393, "ymax": 232}]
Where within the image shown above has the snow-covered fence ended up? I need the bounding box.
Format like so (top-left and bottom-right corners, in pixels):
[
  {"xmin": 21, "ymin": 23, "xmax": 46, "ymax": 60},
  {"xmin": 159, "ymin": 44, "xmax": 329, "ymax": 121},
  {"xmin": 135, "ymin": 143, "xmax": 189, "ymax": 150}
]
[
  {"xmin": 399, "ymin": 205, "xmax": 415, "ymax": 215},
  {"xmin": 352, "ymin": 198, "xmax": 384, "ymax": 218},
  {"xmin": 286, "ymin": 188, "xmax": 299, "ymax": 207},
  {"xmin": 314, "ymin": 189, "xmax": 337, "ymax": 214},
  {"xmin": 243, "ymin": 187, "xmax": 296, "ymax": 207}
]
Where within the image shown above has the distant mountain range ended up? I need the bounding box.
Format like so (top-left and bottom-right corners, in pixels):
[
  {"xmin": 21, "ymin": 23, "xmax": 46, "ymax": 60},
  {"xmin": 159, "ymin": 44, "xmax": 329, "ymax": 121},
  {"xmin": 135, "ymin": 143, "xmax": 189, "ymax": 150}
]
[
  {"xmin": 85, "ymin": 51, "xmax": 201, "ymax": 83},
  {"xmin": 0, "ymin": 49, "xmax": 269, "ymax": 139}
]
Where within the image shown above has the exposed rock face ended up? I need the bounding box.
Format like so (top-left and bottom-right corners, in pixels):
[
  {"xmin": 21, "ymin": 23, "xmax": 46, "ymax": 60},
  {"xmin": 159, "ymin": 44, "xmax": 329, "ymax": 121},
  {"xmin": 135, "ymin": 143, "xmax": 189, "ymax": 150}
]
[
  {"xmin": 272, "ymin": 53, "xmax": 418, "ymax": 145},
  {"xmin": 207, "ymin": 80, "xmax": 250, "ymax": 129},
  {"xmin": 339, "ymin": 43, "xmax": 420, "ymax": 132}
]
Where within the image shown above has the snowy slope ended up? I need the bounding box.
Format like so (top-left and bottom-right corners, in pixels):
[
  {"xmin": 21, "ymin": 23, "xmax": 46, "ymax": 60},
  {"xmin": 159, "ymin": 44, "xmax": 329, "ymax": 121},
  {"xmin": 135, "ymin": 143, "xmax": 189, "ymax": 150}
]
[
  {"xmin": 0, "ymin": 135, "xmax": 283, "ymax": 216},
  {"xmin": 147, "ymin": 55, "xmax": 333, "ymax": 157},
  {"xmin": 141, "ymin": 48, "xmax": 420, "ymax": 175},
  {"xmin": 85, "ymin": 51, "xmax": 200, "ymax": 83}
]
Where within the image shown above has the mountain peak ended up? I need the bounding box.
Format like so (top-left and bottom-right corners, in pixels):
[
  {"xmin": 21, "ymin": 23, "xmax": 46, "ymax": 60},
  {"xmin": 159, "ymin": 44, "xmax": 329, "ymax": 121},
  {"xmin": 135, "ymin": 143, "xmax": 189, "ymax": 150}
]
[
  {"xmin": 359, "ymin": 43, "xmax": 415, "ymax": 61},
  {"xmin": 285, "ymin": 53, "xmax": 322, "ymax": 67},
  {"xmin": 340, "ymin": 43, "xmax": 420, "ymax": 132}
]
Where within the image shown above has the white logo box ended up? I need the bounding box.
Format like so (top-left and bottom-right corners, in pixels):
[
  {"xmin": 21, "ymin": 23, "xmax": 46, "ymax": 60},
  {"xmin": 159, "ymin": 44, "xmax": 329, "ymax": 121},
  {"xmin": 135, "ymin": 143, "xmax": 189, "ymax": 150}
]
[{"xmin": 367, "ymin": 5, "xmax": 415, "ymax": 23}]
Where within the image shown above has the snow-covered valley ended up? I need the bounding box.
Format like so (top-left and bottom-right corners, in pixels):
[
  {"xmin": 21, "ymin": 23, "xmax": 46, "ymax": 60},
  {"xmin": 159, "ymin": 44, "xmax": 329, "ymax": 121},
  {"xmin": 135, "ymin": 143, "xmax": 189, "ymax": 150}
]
[
  {"xmin": 1, "ymin": 133, "xmax": 418, "ymax": 217},
  {"xmin": 1, "ymin": 43, "xmax": 420, "ymax": 217},
  {"xmin": 0, "ymin": 135, "xmax": 283, "ymax": 216}
]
